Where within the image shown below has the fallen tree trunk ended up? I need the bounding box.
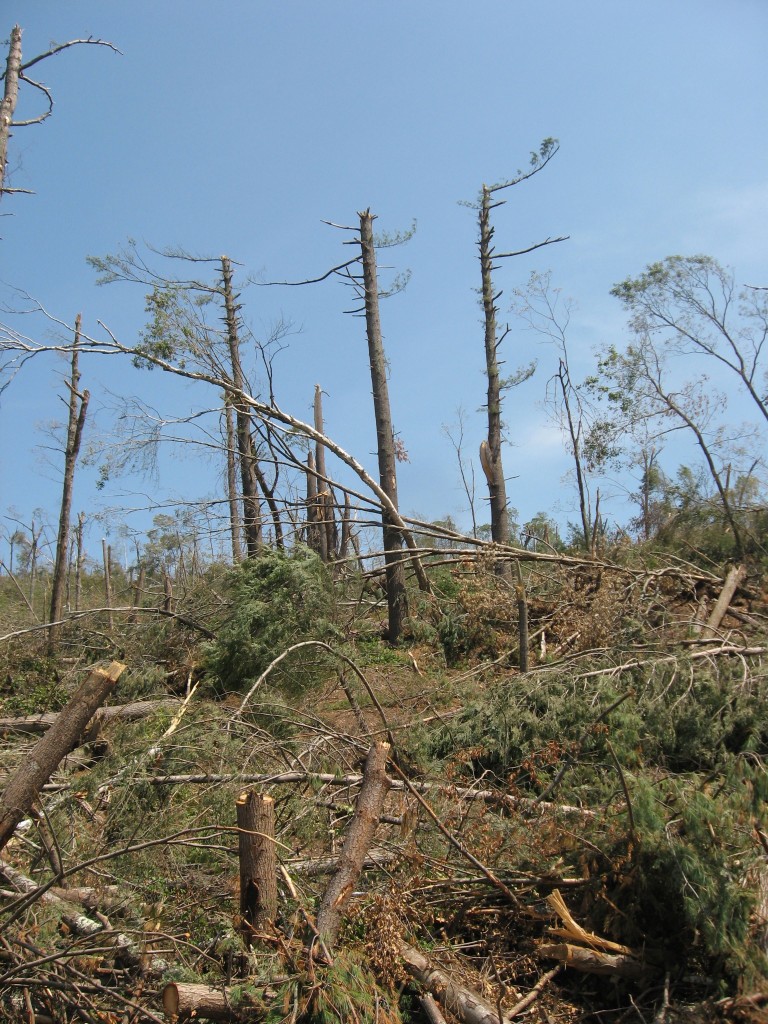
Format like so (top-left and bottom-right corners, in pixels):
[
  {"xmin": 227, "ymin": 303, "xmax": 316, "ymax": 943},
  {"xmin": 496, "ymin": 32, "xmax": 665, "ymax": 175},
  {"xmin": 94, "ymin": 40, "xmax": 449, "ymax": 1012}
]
[
  {"xmin": 288, "ymin": 847, "xmax": 395, "ymax": 877},
  {"xmin": 399, "ymin": 940, "xmax": 504, "ymax": 1024},
  {"xmin": 0, "ymin": 660, "xmax": 125, "ymax": 852},
  {"xmin": 316, "ymin": 741, "xmax": 391, "ymax": 949},
  {"xmin": 538, "ymin": 942, "xmax": 646, "ymax": 979},
  {"xmin": 0, "ymin": 857, "xmax": 158, "ymax": 975},
  {"xmin": 0, "ymin": 696, "xmax": 178, "ymax": 736},
  {"xmin": 144, "ymin": 771, "xmax": 594, "ymax": 818},
  {"xmin": 162, "ymin": 982, "xmax": 241, "ymax": 1021},
  {"xmin": 700, "ymin": 564, "xmax": 747, "ymax": 639}
]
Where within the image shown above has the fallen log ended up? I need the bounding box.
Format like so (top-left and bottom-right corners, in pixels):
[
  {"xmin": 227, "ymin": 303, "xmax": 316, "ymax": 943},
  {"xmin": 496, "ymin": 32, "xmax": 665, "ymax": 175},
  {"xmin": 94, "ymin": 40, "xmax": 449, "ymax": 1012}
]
[
  {"xmin": 700, "ymin": 564, "xmax": 747, "ymax": 639},
  {"xmin": 288, "ymin": 847, "xmax": 396, "ymax": 877},
  {"xmin": 538, "ymin": 942, "xmax": 646, "ymax": 979},
  {"xmin": 0, "ymin": 661, "xmax": 126, "ymax": 853},
  {"xmin": 0, "ymin": 857, "xmax": 160, "ymax": 975},
  {"xmin": 143, "ymin": 771, "xmax": 594, "ymax": 818},
  {"xmin": 162, "ymin": 982, "xmax": 239, "ymax": 1021},
  {"xmin": 0, "ymin": 697, "xmax": 179, "ymax": 736},
  {"xmin": 398, "ymin": 939, "xmax": 504, "ymax": 1024}
]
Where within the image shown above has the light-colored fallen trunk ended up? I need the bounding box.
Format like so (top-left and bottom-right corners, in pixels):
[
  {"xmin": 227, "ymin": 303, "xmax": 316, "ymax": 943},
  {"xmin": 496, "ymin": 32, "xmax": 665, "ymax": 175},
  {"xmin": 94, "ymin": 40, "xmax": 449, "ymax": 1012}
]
[
  {"xmin": 699, "ymin": 564, "xmax": 747, "ymax": 639},
  {"xmin": 399, "ymin": 940, "xmax": 504, "ymax": 1024},
  {"xmin": 0, "ymin": 858, "xmax": 160, "ymax": 975},
  {"xmin": 145, "ymin": 771, "xmax": 593, "ymax": 818},
  {"xmin": 288, "ymin": 847, "xmax": 395, "ymax": 877},
  {"xmin": 538, "ymin": 942, "xmax": 646, "ymax": 979},
  {"xmin": 316, "ymin": 741, "xmax": 391, "ymax": 948},
  {"xmin": 0, "ymin": 661, "xmax": 125, "ymax": 852},
  {"xmin": 540, "ymin": 890, "xmax": 646, "ymax": 978},
  {"xmin": 162, "ymin": 982, "xmax": 240, "ymax": 1022},
  {"xmin": 0, "ymin": 697, "xmax": 179, "ymax": 736}
]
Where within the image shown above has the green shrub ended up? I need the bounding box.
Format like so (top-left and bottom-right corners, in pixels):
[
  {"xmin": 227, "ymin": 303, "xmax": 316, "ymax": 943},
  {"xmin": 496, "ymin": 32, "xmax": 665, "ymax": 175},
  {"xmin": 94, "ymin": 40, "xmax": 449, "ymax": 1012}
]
[{"xmin": 204, "ymin": 546, "xmax": 338, "ymax": 695}]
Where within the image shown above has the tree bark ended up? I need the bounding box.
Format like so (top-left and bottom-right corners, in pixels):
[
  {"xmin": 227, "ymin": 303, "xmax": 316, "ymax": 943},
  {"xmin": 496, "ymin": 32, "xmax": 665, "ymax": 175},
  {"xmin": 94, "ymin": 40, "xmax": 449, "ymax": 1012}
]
[
  {"xmin": 358, "ymin": 211, "xmax": 408, "ymax": 641},
  {"xmin": 479, "ymin": 187, "xmax": 514, "ymax": 580},
  {"xmin": 48, "ymin": 314, "xmax": 89, "ymax": 655},
  {"xmin": 701, "ymin": 564, "xmax": 746, "ymax": 639},
  {"xmin": 224, "ymin": 395, "xmax": 244, "ymax": 562},
  {"xmin": 314, "ymin": 384, "xmax": 337, "ymax": 560},
  {"xmin": 102, "ymin": 539, "xmax": 114, "ymax": 629},
  {"xmin": 236, "ymin": 790, "xmax": 277, "ymax": 947},
  {"xmin": 0, "ymin": 26, "xmax": 22, "ymax": 199},
  {"xmin": 398, "ymin": 940, "xmax": 504, "ymax": 1024},
  {"xmin": 74, "ymin": 511, "xmax": 85, "ymax": 610},
  {"xmin": 0, "ymin": 660, "xmax": 125, "ymax": 852},
  {"xmin": 316, "ymin": 740, "xmax": 391, "ymax": 948},
  {"xmin": 221, "ymin": 255, "xmax": 262, "ymax": 557},
  {"xmin": 515, "ymin": 562, "xmax": 529, "ymax": 673},
  {"xmin": 163, "ymin": 982, "xmax": 242, "ymax": 1022},
  {"xmin": 305, "ymin": 450, "xmax": 323, "ymax": 557},
  {"xmin": 0, "ymin": 697, "xmax": 180, "ymax": 736}
]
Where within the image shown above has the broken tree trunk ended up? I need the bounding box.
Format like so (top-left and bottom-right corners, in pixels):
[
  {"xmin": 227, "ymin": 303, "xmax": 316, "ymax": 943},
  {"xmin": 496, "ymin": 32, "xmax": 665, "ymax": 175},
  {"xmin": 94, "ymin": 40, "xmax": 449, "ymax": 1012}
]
[
  {"xmin": 358, "ymin": 210, "xmax": 408, "ymax": 642},
  {"xmin": 399, "ymin": 940, "xmax": 504, "ymax": 1024},
  {"xmin": 236, "ymin": 789, "xmax": 277, "ymax": 947},
  {"xmin": 0, "ymin": 858, "xmax": 154, "ymax": 975},
  {"xmin": 538, "ymin": 942, "xmax": 646, "ymax": 979},
  {"xmin": 0, "ymin": 696, "xmax": 180, "ymax": 736},
  {"xmin": 0, "ymin": 660, "xmax": 125, "ymax": 852},
  {"xmin": 700, "ymin": 564, "xmax": 747, "ymax": 639},
  {"xmin": 316, "ymin": 740, "xmax": 391, "ymax": 948},
  {"xmin": 47, "ymin": 314, "xmax": 89, "ymax": 656},
  {"xmin": 162, "ymin": 982, "xmax": 242, "ymax": 1022}
]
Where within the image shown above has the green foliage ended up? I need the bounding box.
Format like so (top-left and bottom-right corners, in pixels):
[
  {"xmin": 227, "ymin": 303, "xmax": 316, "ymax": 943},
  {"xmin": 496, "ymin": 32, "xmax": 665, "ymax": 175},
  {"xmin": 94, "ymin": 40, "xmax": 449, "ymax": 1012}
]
[
  {"xmin": 0, "ymin": 655, "xmax": 66, "ymax": 713},
  {"xmin": 600, "ymin": 764, "xmax": 767, "ymax": 982},
  {"xmin": 204, "ymin": 546, "xmax": 338, "ymax": 695},
  {"xmin": 263, "ymin": 952, "xmax": 402, "ymax": 1024},
  {"xmin": 428, "ymin": 656, "xmax": 768, "ymax": 787}
]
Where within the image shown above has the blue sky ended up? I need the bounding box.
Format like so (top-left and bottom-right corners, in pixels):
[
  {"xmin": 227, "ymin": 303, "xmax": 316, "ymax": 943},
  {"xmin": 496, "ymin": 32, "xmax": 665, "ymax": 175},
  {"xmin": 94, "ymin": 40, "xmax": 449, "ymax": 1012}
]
[{"xmin": 1, "ymin": 1, "xmax": 767, "ymax": 562}]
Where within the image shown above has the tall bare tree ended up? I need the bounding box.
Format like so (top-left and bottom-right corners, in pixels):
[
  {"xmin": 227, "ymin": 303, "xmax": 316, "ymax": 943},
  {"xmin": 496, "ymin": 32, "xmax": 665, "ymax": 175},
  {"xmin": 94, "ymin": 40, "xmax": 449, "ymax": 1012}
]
[
  {"xmin": 1, "ymin": 25, "xmax": 119, "ymax": 200},
  {"xmin": 471, "ymin": 139, "xmax": 567, "ymax": 577},
  {"xmin": 47, "ymin": 315, "xmax": 89, "ymax": 654},
  {"xmin": 357, "ymin": 210, "xmax": 408, "ymax": 641},
  {"xmin": 220, "ymin": 255, "xmax": 262, "ymax": 556}
]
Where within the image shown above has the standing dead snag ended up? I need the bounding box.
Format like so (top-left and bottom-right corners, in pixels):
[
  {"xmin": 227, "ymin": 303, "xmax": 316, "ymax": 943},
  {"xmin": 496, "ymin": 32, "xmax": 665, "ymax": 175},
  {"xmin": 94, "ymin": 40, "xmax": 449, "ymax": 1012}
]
[
  {"xmin": 0, "ymin": 25, "xmax": 120, "ymax": 200},
  {"xmin": 236, "ymin": 790, "xmax": 277, "ymax": 948},
  {"xmin": 47, "ymin": 314, "xmax": 89, "ymax": 655},
  {"xmin": 0, "ymin": 660, "xmax": 125, "ymax": 853},
  {"xmin": 357, "ymin": 210, "xmax": 409, "ymax": 641},
  {"xmin": 472, "ymin": 140, "xmax": 567, "ymax": 578},
  {"xmin": 316, "ymin": 740, "xmax": 391, "ymax": 949}
]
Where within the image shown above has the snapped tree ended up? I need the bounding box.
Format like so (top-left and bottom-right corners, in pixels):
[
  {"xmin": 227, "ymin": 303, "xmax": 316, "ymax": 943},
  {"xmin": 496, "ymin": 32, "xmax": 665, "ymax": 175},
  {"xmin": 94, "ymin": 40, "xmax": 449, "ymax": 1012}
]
[
  {"xmin": 1, "ymin": 24, "xmax": 119, "ymax": 200},
  {"xmin": 470, "ymin": 139, "xmax": 567, "ymax": 577}
]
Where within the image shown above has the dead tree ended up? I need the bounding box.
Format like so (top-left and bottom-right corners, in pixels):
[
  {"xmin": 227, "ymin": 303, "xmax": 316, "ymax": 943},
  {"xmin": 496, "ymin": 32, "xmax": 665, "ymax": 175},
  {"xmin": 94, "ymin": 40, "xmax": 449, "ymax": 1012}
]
[
  {"xmin": 1, "ymin": 25, "xmax": 119, "ymax": 200},
  {"xmin": 223, "ymin": 395, "xmax": 244, "ymax": 561},
  {"xmin": 357, "ymin": 210, "xmax": 408, "ymax": 640},
  {"xmin": 472, "ymin": 139, "xmax": 567, "ymax": 578},
  {"xmin": 47, "ymin": 314, "xmax": 89, "ymax": 655},
  {"xmin": 221, "ymin": 256, "xmax": 263, "ymax": 556},
  {"xmin": 314, "ymin": 384, "xmax": 338, "ymax": 561}
]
